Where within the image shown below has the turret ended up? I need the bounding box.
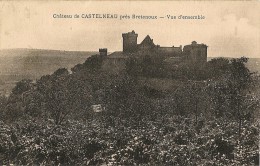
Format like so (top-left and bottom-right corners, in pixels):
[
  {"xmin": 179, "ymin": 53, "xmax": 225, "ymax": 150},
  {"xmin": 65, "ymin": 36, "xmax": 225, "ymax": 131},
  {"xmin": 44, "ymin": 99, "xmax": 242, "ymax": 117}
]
[
  {"xmin": 99, "ymin": 48, "xmax": 107, "ymax": 56},
  {"xmin": 183, "ymin": 41, "xmax": 208, "ymax": 64}
]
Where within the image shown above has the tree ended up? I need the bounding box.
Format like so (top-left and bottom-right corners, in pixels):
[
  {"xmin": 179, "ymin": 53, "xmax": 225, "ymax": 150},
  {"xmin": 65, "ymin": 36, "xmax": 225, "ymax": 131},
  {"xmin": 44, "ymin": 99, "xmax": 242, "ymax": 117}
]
[
  {"xmin": 228, "ymin": 57, "xmax": 258, "ymax": 138},
  {"xmin": 208, "ymin": 57, "xmax": 259, "ymax": 138},
  {"xmin": 206, "ymin": 57, "xmax": 230, "ymax": 79},
  {"xmin": 174, "ymin": 81, "xmax": 208, "ymax": 122},
  {"xmin": 35, "ymin": 68, "xmax": 71, "ymax": 125},
  {"xmin": 83, "ymin": 54, "xmax": 104, "ymax": 72},
  {"xmin": 3, "ymin": 79, "xmax": 35, "ymax": 122},
  {"xmin": 0, "ymin": 95, "xmax": 7, "ymax": 120},
  {"xmin": 12, "ymin": 79, "xmax": 33, "ymax": 95},
  {"xmin": 126, "ymin": 54, "xmax": 167, "ymax": 78}
]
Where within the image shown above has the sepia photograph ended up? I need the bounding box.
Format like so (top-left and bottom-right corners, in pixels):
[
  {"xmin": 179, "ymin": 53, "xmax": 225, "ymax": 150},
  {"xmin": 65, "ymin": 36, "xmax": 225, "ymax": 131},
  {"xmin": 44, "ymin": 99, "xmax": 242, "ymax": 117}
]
[{"xmin": 0, "ymin": 1, "xmax": 259, "ymax": 165}]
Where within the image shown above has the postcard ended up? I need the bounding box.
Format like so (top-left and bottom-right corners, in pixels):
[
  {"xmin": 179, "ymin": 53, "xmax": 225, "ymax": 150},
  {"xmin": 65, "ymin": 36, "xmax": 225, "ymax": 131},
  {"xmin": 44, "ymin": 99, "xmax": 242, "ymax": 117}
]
[{"xmin": 0, "ymin": 1, "xmax": 259, "ymax": 165}]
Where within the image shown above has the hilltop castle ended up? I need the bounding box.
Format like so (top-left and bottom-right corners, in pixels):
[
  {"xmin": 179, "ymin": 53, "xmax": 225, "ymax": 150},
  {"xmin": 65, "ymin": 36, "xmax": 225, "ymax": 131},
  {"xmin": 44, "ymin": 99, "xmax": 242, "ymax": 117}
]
[
  {"xmin": 101, "ymin": 30, "xmax": 208, "ymax": 73},
  {"xmin": 121, "ymin": 30, "xmax": 207, "ymax": 62}
]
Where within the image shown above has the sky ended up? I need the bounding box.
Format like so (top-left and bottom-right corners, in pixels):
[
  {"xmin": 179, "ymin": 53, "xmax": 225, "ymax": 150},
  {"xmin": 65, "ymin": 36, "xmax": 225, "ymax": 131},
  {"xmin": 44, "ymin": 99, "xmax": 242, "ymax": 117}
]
[{"xmin": 0, "ymin": 1, "xmax": 259, "ymax": 58}]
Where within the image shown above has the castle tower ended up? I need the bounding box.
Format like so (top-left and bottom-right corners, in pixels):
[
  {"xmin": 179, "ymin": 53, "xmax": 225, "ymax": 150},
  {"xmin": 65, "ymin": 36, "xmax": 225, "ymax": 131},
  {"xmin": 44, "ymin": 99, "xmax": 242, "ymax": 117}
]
[
  {"xmin": 99, "ymin": 48, "xmax": 107, "ymax": 56},
  {"xmin": 122, "ymin": 30, "xmax": 138, "ymax": 53},
  {"xmin": 183, "ymin": 41, "xmax": 208, "ymax": 64}
]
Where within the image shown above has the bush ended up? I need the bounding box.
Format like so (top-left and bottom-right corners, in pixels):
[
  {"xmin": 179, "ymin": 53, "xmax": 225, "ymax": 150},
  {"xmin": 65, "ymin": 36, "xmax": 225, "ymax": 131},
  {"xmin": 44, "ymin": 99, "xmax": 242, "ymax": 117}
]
[{"xmin": 0, "ymin": 115, "xmax": 258, "ymax": 165}]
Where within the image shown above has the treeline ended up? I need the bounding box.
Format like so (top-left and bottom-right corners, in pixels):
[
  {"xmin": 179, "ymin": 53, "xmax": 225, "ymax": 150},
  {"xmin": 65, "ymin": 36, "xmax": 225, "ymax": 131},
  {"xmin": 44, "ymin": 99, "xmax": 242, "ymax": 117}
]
[
  {"xmin": 0, "ymin": 55, "xmax": 259, "ymax": 127},
  {"xmin": 127, "ymin": 55, "xmax": 259, "ymax": 123},
  {"xmin": 0, "ymin": 54, "xmax": 259, "ymax": 165}
]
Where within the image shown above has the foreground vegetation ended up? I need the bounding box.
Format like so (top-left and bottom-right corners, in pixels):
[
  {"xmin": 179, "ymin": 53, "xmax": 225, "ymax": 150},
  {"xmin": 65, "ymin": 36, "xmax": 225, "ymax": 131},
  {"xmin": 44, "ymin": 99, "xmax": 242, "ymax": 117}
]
[
  {"xmin": 0, "ymin": 54, "xmax": 259, "ymax": 165},
  {"xmin": 0, "ymin": 115, "xmax": 259, "ymax": 165}
]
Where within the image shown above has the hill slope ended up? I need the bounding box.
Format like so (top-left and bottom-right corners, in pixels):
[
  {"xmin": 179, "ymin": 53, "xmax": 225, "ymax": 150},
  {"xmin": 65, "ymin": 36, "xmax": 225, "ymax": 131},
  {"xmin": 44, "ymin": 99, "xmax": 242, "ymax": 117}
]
[
  {"xmin": 0, "ymin": 51, "xmax": 259, "ymax": 96},
  {"xmin": 0, "ymin": 49, "xmax": 97, "ymax": 95}
]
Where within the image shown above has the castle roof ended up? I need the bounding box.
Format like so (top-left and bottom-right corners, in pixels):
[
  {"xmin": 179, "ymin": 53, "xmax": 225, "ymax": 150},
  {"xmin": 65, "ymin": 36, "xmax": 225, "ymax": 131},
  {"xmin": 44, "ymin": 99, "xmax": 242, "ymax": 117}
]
[
  {"xmin": 189, "ymin": 41, "xmax": 207, "ymax": 47},
  {"xmin": 139, "ymin": 35, "xmax": 155, "ymax": 46},
  {"xmin": 107, "ymin": 51, "xmax": 129, "ymax": 59}
]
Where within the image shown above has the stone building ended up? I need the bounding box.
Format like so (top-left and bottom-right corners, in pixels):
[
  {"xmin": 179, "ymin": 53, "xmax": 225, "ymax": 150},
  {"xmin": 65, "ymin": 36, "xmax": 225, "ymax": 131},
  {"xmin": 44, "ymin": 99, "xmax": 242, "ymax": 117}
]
[
  {"xmin": 99, "ymin": 48, "xmax": 107, "ymax": 56},
  {"xmin": 101, "ymin": 30, "xmax": 208, "ymax": 73},
  {"xmin": 121, "ymin": 30, "xmax": 207, "ymax": 63},
  {"xmin": 182, "ymin": 41, "xmax": 207, "ymax": 63},
  {"xmin": 122, "ymin": 30, "xmax": 183, "ymax": 58}
]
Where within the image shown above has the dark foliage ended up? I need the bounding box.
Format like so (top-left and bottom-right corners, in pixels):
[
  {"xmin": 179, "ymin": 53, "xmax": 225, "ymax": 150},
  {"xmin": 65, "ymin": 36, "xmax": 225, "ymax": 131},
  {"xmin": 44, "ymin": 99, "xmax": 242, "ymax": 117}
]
[{"xmin": 0, "ymin": 54, "xmax": 259, "ymax": 165}]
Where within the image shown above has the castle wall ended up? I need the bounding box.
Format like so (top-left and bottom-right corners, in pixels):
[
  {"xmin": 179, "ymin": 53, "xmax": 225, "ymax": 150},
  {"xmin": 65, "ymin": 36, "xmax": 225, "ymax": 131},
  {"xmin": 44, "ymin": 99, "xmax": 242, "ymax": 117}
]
[
  {"xmin": 138, "ymin": 43, "xmax": 155, "ymax": 51},
  {"xmin": 102, "ymin": 52, "xmax": 127, "ymax": 74},
  {"xmin": 157, "ymin": 47, "xmax": 182, "ymax": 57}
]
